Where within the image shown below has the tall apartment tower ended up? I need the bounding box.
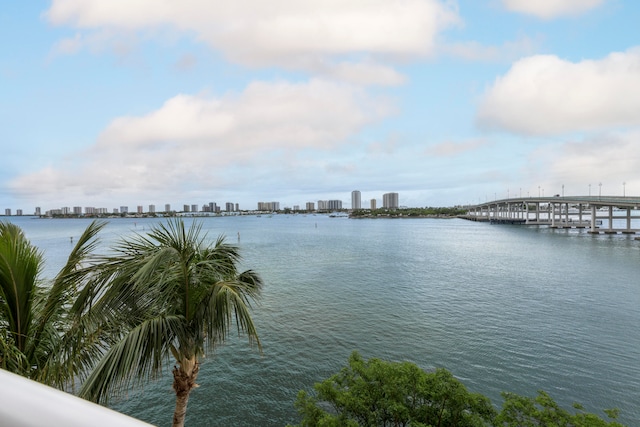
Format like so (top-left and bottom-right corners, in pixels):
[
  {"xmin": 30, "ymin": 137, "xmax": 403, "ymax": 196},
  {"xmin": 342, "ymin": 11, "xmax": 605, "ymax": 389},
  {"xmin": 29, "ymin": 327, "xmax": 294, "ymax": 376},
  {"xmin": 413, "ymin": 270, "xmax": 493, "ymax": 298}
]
[
  {"xmin": 370, "ymin": 199, "xmax": 377, "ymax": 210},
  {"xmin": 306, "ymin": 202, "xmax": 315, "ymax": 211},
  {"xmin": 351, "ymin": 190, "xmax": 361, "ymax": 210},
  {"xmin": 382, "ymin": 192, "xmax": 399, "ymax": 209}
]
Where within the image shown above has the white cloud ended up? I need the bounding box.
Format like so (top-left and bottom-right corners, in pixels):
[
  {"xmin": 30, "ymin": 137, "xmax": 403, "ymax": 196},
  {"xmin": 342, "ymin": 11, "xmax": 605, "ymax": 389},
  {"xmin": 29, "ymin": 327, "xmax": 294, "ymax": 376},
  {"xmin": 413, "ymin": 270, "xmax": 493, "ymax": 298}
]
[
  {"xmin": 476, "ymin": 49, "xmax": 640, "ymax": 135},
  {"xmin": 527, "ymin": 130, "xmax": 640, "ymax": 196},
  {"xmin": 45, "ymin": 0, "xmax": 460, "ymax": 84},
  {"xmin": 9, "ymin": 80, "xmax": 394, "ymax": 205},
  {"xmin": 501, "ymin": 0, "xmax": 605, "ymax": 19}
]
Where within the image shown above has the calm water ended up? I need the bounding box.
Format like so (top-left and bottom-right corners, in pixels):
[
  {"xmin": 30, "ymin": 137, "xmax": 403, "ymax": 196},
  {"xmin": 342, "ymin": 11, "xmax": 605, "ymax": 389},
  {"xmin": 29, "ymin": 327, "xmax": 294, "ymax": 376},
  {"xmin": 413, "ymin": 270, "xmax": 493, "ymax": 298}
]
[{"xmin": 8, "ymin": 215, "xmax": 640, "ymax": 426}]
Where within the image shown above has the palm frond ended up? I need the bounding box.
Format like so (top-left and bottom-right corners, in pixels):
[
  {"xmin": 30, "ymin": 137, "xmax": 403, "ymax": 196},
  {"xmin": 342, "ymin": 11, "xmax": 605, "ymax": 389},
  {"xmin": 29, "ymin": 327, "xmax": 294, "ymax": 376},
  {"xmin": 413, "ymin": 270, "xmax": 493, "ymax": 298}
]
[
  {"xmin": 198, "ymin": 272, "xmax": 263, "ymax": 354},
  {"xmin": 0, "ymin": 221, "xmax": 43, "ymax": 353},
  {"xmin": 79, "ymin": 314, "xmax": 186, "ymax": 404},
  {"xmin": 29, "ymin": 221, "xmax": 107, "ymax": 361}
]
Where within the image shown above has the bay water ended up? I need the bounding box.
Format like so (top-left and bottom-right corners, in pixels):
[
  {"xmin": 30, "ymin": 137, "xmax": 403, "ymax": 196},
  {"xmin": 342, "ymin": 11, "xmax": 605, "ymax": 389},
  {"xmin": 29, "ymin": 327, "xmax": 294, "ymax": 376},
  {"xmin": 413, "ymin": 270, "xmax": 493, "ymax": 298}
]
[{"xmin": 8, "ymin": 214, "xmax": 640, "ymax": 426}]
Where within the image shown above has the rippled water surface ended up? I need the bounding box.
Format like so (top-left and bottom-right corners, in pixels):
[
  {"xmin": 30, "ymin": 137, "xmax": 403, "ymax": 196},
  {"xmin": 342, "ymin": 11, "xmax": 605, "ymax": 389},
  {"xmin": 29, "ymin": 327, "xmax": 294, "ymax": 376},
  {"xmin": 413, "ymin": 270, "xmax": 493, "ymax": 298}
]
[{"xmin": 11, "ymin": 215, "xmax": 640, "ymax": 426}]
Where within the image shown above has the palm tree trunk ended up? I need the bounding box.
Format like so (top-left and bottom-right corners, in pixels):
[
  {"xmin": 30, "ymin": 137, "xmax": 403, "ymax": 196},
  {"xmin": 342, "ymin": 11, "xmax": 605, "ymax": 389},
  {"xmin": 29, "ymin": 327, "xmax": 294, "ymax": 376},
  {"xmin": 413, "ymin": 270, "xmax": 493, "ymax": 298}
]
[{"xmin": 172, "ymin": 358, "xmax": 200, "ymax": 427}]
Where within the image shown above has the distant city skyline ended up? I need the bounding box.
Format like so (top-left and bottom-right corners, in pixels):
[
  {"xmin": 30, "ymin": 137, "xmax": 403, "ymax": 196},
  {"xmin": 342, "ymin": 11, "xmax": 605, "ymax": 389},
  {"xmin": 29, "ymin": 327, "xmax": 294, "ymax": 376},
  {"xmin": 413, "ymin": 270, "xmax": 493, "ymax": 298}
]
[
  {"xmin": 2, "ymin": 2, "xmax": 639, "ymax": 211},
  {"xmin": 1, "ymin": 190, "xmax": 400, "ymax": 216}
]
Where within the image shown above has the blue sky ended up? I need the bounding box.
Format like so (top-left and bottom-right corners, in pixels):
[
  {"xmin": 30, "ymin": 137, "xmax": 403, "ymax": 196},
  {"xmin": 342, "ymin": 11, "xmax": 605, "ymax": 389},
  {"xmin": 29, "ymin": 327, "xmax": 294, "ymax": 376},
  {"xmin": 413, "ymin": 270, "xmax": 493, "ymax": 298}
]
[{"xmin": 1, "ymin": 0, "xmax": 639, "ymax": 212}]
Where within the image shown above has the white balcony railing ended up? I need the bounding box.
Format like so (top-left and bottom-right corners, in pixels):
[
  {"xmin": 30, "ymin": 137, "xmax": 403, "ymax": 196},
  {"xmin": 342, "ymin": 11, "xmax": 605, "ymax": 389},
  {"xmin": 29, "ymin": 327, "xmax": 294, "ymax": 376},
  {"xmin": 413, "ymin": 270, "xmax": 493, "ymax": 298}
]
[{"xmin": 0, "ymin": 369, "xmax": 154, "ymax": 427}]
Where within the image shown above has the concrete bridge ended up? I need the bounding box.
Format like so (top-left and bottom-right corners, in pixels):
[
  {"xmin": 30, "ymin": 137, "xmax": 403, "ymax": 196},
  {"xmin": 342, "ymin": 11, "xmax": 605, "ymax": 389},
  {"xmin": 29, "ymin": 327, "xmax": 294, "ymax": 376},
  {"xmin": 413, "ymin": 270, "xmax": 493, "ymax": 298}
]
[{"xmin": 461, "ymin": 196, "xmax": 640, "ymax": 235}]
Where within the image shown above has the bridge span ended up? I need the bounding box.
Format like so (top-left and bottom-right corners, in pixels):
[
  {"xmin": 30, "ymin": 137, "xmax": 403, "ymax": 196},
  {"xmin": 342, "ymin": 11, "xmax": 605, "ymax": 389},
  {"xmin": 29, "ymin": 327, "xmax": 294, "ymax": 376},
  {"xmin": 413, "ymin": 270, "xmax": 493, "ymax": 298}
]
[{"xmin": 462, "ymin": 196, "xmax": 640, "ymax": 235}]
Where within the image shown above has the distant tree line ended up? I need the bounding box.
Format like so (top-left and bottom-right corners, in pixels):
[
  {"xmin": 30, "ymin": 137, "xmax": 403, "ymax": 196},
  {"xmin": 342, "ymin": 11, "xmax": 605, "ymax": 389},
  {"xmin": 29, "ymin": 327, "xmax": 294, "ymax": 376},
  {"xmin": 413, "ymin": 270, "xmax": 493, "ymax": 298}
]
[{"xmin": 350, "ymin": 207, "xmax": 468, "ymax": 218}]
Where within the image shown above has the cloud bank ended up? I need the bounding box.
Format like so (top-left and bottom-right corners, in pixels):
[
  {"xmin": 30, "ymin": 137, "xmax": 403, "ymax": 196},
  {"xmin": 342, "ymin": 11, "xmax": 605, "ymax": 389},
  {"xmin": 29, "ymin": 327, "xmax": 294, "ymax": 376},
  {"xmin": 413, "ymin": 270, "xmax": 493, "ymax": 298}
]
[
  {"xmin": 477, "ymin": 49, "xmax": 640, "ymax": 135},
  {"xmin": 10, "ymin": 80, "xmax": 393, "ymax": 205},
  {"xmin": 501, "ymin": 0, "xmax": 605, "ymax": 19},
  {"xmin": 46, "ymin": 0, "xmax": 460, "ymax": 85}
]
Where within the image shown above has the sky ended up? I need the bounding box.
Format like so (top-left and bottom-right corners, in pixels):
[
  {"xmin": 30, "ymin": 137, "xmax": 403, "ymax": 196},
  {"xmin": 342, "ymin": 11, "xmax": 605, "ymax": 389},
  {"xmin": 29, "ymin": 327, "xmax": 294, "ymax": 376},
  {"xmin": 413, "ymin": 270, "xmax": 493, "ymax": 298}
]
[{"xmin": 1, "ymin": 0, "xmax": 639, "ymax": 212}]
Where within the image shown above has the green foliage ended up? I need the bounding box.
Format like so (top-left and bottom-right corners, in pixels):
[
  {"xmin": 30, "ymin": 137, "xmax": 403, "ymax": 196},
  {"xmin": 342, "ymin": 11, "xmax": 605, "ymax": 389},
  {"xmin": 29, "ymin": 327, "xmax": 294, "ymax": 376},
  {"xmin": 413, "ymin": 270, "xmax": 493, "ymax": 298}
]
[
  {"xmin": 293, "ymin": 352, "xmax": 627, "ymax": 427},
  {"xmin": 0, "ymin": 220, "xmax": 108, "ymax": 388},
  {"xmin": 292, "ymin": 351, "xmax": 495, "ymax": 427},
  {"xmin": 78, "ymin": 218, "xmax": 263, "ymax": 404},
  {"xmin": 350, "ymin": 207, "xmax": 467, "ymax": 218},
  {"xmin": 496, "ymin": 391, "xmax": 624, "ymax": 427}
]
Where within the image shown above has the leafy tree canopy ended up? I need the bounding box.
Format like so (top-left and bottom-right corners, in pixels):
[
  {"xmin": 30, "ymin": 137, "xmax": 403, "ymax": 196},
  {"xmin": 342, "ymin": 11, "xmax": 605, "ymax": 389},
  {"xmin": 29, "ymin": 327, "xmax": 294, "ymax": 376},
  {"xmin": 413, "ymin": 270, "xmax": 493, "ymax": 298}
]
[
  {"xmin": 292, "ymin": 351, "xmax": 495, "ymax": 427},
  {"xmin": 292, "ymin": 352, "xmax": 625, "ymax": 427}
]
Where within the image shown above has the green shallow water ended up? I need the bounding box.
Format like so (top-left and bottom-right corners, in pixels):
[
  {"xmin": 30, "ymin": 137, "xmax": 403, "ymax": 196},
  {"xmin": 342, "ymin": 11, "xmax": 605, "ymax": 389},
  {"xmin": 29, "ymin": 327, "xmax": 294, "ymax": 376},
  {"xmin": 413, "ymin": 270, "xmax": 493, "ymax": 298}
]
[{"xmin": 11, "ymin": 215, "xmax": 640, "ymax": 426}]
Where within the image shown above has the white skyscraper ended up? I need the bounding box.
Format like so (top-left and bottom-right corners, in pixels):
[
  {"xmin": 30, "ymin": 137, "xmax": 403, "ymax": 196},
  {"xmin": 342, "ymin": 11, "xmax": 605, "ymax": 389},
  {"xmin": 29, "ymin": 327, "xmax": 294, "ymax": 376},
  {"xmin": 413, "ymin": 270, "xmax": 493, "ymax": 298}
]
[
  {"xmin": 383, "ymin": 192, "xmax": 399, "ymax": 209},
  {"xmin": 351, "ymin": 190, "xmax": 361, "ymax": 210}
]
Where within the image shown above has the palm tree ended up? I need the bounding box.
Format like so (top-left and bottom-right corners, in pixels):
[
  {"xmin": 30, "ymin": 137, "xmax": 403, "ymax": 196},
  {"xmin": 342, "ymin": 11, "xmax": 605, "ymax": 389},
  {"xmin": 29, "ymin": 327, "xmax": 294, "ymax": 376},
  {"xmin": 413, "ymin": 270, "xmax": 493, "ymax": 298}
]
[
  {"xmin": 79, "ymin": 218, "xmax": 263, "ymax": 427},
  {"xmin": 0, "ymin": 220, "xmax": 107, "ymax": 388}
]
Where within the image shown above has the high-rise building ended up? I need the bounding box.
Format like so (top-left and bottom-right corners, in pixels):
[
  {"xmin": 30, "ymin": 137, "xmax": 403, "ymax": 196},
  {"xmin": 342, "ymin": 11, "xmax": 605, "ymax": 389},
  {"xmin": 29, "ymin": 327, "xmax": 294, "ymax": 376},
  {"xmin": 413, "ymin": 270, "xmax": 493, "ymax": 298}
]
[
  {"xmin": 258, "ymin": 201, "xmax": 280, "ymax": 211},
  {"xmin": 235, "ymin": 203, "xmax": 240, "ymax": 212},
  {"xmin": 35, "ymin": 207, "xmax": 41, "ymax": 216},
  {"xmin": 73, "ymin": 206, "xmax": 82, "ymax": 215},
  {"xmin": 149, "ymin": 205, "xmax": 156, "ymax": 213},
  {"xmin": 317, "ymin": 200, "xmax": 328, "ymax": 210},
  {"xmin": 183, "ymin": 205, "xmax": 190, "ymax": 212},
  {"xmin": 206, "ymin": 202, "xmax": 218, "ymax": 213},
  {"xmin": 16, "ymin": 209, "xmax": 22, "ymax": 216},
  {"xmin": 327, "ymin": 200, "xmax": 342, "ymax": 210},
  {"xmin": 137, "ymin": 205, "xmax": 144, "ymax": 214},
  {"xmin": 225, "ymin": 202, "xmax": 234, "ymax": 212},
  {"xmin": 383, "ymin": 192, "xmax": 399, "ymax": 209},
  {"xmin": 165, "ymin": 204, "xmax": 171, "ymax": 212},
  {"xmin": 351, "ymin": 190, "xmax": 361, "ymax": 210},
  {"xmin": 120, "ymin": 206, "xmax": 129, "ymax": 214},
  {"xmin": 306, "ymin": 202, "xmax": 315, "ymax": 211},
  {"xmin": 191, "ymin": 204, "xmax": 198, "ymax": 213},
  {"xmin": 370, "ymin": 199, "xmax": 377, "ymax": 210},
  {"xmin": 4, "ymin": 209, "xmax": 10, "ymax": 216}
]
